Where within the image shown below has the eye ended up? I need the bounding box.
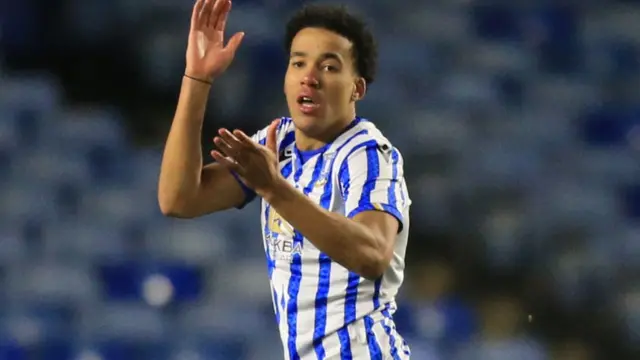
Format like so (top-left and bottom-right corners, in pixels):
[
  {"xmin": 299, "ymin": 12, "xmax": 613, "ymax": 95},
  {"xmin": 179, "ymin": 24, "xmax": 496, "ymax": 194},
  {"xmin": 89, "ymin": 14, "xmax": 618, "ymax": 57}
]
[
  {"xmin": 291, "ymin": 61, "xmax": 304, "ymax": 68},
  {"xmin": 321, "ymin": 64, "xmax": 338, "ymax": 72}
]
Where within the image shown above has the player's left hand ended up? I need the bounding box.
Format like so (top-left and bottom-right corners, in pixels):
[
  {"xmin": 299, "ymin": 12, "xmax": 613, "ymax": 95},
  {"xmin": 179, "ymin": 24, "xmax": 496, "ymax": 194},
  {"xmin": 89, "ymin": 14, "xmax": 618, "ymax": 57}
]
[{"xmin": 211, "ymin": 119, "xmax": 282, "ymax": 197}]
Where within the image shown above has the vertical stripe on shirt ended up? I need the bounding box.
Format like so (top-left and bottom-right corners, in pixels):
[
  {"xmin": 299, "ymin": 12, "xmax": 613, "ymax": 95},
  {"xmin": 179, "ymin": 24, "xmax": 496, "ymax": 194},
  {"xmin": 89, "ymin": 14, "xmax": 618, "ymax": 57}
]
[
  {"xmin": 358, "ymin": 145, "xmax": 381, "ymax": 209},
  {"xmin": 337, "ymin": 326, "xmax": 352, "ymax": 360},
  {"xmin": 390, "ymin": 149, "xmax": 406, "ymax": 208},
  {"xmin": 365, "ymin": 315, "xmax": 382, "ymax": 359},
  {"xmin": 381, "ymin": 307, "xmax": 401, "ymax": 360},
  {"xmin": 313, "ymin": 151, "xmax": 337, "ymax": 359},
  {"xmin": 287, "ymin": 155, "xmax": 324, "ymax": 360},
  {"xmin": 269, "ymin": 160, "xmax": 294, "ymax": 328},
  {"xmin": 388, "ymin": 149, "xmax": 399, "ymax": 212}
]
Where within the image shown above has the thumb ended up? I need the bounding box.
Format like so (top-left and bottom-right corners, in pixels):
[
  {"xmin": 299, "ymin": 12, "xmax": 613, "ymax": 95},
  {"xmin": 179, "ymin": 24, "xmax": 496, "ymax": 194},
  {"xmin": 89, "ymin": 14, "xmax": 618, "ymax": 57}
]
[
  {"xmin": 225, "ymin": 32, "xmax": 245, "ymax": 54},
  {"xmin": 266, "ymin": 118, "xmax": 280, "ymax": 153}
]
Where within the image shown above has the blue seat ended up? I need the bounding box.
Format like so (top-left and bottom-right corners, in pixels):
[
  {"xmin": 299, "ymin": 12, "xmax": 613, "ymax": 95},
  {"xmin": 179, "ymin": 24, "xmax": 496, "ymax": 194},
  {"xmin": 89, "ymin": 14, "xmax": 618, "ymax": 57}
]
[
  {"xmin": 85, "ymin": 144, "xmax": 129, "ymax": 184},
  {"xmin": 608, "ymin": 41, "xmax": 640, "ymax": 76},
  {"xmin": 0, "ymin": 306, "xmax": 73, "ymax": 360},
  {"xmin": 170, "ymin": 336, "xmax": 250, "ymax": 360},
  {"xmin": 0, "ymin": 338, "xmax": 26, "ymax": 360},
  {"xmin": 28, "ymin": 338, "xmax": 73, "ymax": 360},
  {"xmin": 74, "ymin": 340, "xmax": 169, "ymax": 360},
  {"xmin": 620, "ymin": 184, "xmax": 640, "ymax": 220},
  {"xmin": 533, "ymin": 6, "xmax": 583, "ymax": 74},
  {"xmin": 493, "ymin": 73, "xmax": 524, "ymax": 108},
  {"xmin": 470, "ymin": 4, "xmax": 521, "ymax": 42},
  {"xmin": 579, "ymin": 106, "xmax": 639, "ymax": 147},
  {"xmin": 98, "ymin": 262, "xmax": 203, "ymax": 304}
]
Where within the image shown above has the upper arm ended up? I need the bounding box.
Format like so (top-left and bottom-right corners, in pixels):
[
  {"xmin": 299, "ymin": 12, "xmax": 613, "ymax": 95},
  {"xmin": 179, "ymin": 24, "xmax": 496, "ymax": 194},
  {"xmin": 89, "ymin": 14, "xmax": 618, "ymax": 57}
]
[{"xmin": 339, "ymin": 139, "xmax": 408, "ymax": 233}]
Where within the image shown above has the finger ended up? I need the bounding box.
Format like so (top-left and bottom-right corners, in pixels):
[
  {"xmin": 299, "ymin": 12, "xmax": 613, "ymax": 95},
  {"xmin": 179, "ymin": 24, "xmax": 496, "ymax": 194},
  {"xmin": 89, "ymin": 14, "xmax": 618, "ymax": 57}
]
[
  {"xmin": 225, "ymin": 32, "xmax": 245, "ymax": 54},
  {"xmin": 209, "ymin": 0, "xmax": 226, "ymax": 30},
  {"xmin": 201, "ymin": 0, "xmax": 214, "ymax": 28},
  {"xmin": 213, "ymin": 136, "xmax": 235, "ymax": 156},
  {"xmin": 266, "ymin": 119, "xmax": 280, "ymax": 153},
  {"xmin": 211, "ymin": 150, "xmax": 242, "ymax": 172},
  {"xmin": 191, "ymin": 0, "xmax": 205, "ymax": 29},
  {"xmin": 215, "ymin": 0, "xmax": 232, "ymax": 31},
  {"xmin": 232, "ymin": 129, "xmax": 257, "ymax": 148},
  {"xmin": 219, "ymin": 128, "xmax": 247, "ymax": 150}
]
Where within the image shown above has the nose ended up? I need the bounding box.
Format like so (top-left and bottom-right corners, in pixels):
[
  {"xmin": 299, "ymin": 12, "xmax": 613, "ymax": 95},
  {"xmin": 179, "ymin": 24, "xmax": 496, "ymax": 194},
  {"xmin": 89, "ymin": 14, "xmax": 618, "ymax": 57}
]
[{"xmin": 301, "ymin": 74, "xmax": 320, "ymax": 89}]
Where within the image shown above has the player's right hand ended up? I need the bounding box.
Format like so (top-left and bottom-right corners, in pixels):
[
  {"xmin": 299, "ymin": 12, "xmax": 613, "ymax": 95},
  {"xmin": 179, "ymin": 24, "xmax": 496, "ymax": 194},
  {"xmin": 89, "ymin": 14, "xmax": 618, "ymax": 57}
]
[{"xmin": 185, "ymin": 0, "xmax": 244, "ymax": 82}]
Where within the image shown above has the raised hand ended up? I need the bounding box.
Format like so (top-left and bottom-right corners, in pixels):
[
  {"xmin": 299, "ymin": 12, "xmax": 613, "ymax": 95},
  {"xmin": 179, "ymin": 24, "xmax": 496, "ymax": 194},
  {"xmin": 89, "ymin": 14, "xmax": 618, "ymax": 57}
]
[
  {"xmin": 185, "ymin": 0, "xmax": 244, "ymax": 82},
  {"xmin": 211, "ymin": 119, "xmax": 282, "ymax": 197}
]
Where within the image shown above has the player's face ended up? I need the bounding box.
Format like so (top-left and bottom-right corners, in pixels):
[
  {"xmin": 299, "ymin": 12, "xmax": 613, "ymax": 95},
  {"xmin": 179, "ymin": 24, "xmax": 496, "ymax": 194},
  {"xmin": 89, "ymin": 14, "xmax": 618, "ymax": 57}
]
[{"xmin": 284, "ymin": 27, "xmax": 365, "ymax": 138}]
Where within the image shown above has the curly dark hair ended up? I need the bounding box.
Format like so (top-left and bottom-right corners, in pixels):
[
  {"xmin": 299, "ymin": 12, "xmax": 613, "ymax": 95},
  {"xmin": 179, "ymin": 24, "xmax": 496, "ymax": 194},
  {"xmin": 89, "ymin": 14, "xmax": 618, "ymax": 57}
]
[{"xmin": 284, "ymin": 4, "xmax": 378, "ymax": 85}]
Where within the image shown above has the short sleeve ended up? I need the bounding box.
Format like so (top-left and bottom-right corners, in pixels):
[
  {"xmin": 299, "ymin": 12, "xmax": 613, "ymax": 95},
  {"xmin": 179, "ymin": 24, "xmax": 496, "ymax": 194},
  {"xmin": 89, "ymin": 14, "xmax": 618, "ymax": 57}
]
[
  {"xmin": 230, "ymin": 127, "xmax": 268, "ymax": 209},
  {"xmin": 338, "ymin": 140, "xmax": 408, "ymax": 232}
]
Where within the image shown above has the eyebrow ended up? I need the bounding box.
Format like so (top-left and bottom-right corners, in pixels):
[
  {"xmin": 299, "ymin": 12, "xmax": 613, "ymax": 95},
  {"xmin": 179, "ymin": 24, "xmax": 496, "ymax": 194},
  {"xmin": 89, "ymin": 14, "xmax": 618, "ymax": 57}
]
[{"xmin": 289, "ymin": 51, "xmax": 343, "ymax": 62}]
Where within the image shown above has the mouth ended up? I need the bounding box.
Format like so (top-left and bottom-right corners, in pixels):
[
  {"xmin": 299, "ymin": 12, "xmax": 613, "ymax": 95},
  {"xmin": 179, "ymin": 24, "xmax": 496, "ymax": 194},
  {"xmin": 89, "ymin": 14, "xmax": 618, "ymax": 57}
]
[{"xmin": 296, "ymin": 95, "xmax": 320, "ymax": 114}]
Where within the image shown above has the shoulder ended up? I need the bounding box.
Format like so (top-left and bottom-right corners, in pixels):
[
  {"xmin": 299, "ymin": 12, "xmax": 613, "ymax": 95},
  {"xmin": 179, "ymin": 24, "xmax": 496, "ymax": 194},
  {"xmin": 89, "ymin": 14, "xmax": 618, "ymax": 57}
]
[{"xmin": 335, "ymin": 118, "xmax": 399, "ymax": 162}]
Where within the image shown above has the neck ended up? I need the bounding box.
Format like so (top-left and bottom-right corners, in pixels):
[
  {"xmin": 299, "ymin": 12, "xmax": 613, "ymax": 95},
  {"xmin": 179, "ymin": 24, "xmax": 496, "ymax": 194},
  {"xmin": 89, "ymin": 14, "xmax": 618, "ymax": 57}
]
[{"xmin": 295, "ymin": 114, "xmax": 356, "ymax": 151}]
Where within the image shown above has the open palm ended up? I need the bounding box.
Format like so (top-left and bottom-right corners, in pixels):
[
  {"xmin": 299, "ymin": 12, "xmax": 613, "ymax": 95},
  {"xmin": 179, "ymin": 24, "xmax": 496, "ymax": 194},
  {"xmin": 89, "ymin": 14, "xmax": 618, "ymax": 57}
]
[{"xmin": 186, "ymin": 0, "xmax": 244, "ymax": 82}]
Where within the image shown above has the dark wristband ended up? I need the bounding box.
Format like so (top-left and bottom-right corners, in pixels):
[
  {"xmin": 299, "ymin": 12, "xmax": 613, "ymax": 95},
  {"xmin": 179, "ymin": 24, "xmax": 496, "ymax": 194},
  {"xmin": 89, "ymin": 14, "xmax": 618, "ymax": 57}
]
[{"xmin": 184, "ymin": 74, "xmax": 213, "ymax": 85}]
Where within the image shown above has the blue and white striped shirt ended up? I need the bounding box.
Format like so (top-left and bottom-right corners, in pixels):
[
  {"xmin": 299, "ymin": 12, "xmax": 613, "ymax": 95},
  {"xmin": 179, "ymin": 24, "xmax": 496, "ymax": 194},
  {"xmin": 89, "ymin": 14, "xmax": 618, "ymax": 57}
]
[{"xmin": 236, "ymin": 117, "xmax": 411, "ymax": 360}]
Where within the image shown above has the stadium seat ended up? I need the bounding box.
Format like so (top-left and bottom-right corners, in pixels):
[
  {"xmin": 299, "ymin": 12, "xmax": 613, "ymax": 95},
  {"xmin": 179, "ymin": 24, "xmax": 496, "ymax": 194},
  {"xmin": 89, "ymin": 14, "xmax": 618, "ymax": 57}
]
[
  {"xmin": 80, "ymin": 303, "xmax": 166, "ymax": 342},
  {"xmin": 41, "ymin": 219, "xmax": 137, "ymax": 261},
  {"xmin": 533, "ymin": 5, "xmax": 583, "ymax": 74},
  {"xmin": 0, "ymin": 338, "xmax": 26, "ymax": 360},
  {"xmin": 169, "ymin": 337, "xmax": 250, "ymax": 360},
  {"xmin": 470, "ymin": 3, "xmax": 521, "ymax": 42},
  {"xmin": 98, "ymin": 261, "xmax": 204, "ymax": 304},
  {"xmin": 0, "ymin": 305, "xmax": 74, "ymax": 360},
  {"xmin": 146, "ymin": 220, "xmax": 229, "ymax": 265},
  {"xmin": 579, "ymin": 106, "xmax": 639, "ymax": 147},
  {"xmin": 620, "ymin": 184, "xmax": 640, "ymax": 220},
  {"xmin": 608, "ymin": 41, "xmax": 640, "ymax": 75},
  {"xmin": 177, "ymin": 301, "xmax": 272, "ymax": 340},
  {"xmin": 5, "ymin": 261, "xmax": 97, "ymax": 307},
  {"xmin": 73, "ymin": 339, "xmax": 169, "ymax": 360}
]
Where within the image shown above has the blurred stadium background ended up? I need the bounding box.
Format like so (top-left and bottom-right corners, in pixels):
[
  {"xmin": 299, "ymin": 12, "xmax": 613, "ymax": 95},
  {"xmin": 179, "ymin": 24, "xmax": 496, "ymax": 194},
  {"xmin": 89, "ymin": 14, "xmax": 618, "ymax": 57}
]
[{"xmin": 1, "ymin": 0, "xmax": 639, "ymax": 359}]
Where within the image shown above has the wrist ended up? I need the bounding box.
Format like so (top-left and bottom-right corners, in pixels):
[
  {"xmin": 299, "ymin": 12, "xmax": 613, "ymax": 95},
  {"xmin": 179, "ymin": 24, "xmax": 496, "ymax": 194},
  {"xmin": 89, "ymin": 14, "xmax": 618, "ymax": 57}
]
[
  {"xmin": 183, "ymin": 73, "xmax": 213, "ymax": 86},
  {"xmin": 259, "ymin": 177, "xmax": 290, "ymax": 204}
]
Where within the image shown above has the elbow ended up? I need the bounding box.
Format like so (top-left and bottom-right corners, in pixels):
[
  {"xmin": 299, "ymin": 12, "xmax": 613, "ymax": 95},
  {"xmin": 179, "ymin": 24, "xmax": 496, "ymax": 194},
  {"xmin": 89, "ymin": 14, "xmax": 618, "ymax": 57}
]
[
  {"xmin": 158, "ymin": 195, "xmax": 195, "ymax": 219},
  {"xmin": 357, "ymin": 250, "xmax": 392, "ymax": 281}
]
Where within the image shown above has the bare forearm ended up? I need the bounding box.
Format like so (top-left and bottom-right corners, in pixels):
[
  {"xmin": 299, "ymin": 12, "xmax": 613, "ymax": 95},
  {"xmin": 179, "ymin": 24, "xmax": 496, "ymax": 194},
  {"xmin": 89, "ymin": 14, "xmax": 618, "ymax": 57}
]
[
  {"xmin": 264, "ymin": 180, "xmax": 385, "ymax": 279},
  {"xmin": 158, "ymin": 78, "xmax": 211, "ymax": 212}
]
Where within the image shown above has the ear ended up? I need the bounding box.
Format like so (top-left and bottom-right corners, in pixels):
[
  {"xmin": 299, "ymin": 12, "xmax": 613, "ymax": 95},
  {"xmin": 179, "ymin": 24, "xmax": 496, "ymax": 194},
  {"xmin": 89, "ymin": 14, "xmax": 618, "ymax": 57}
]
[{"xmin": 352, "ymin": 77, "xmax": 367, "ymax": 101}]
